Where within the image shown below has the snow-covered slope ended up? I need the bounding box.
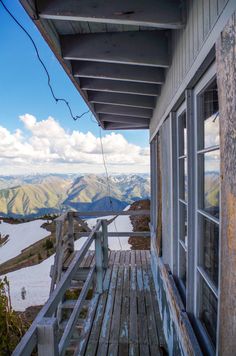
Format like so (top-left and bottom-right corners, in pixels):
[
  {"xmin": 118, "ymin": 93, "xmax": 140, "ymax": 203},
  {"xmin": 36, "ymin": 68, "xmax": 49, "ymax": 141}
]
[
  {"xmin": 2, "ymin": 237, "xmax": 94, "ymax": 311},
  {"xmin": 2, "ymin": 212, "xmax": 133, "ymax": 311},
  {"xmin": 0, "ymin": 220, "xmax": 50, "ymax": 264}
]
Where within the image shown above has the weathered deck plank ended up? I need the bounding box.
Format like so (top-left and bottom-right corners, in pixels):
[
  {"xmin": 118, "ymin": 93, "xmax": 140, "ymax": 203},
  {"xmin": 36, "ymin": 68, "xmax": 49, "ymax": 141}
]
[
  {"xmin": 65, "ymin": 250, "xmax": 165, "ymax": 356},
  {"xmin": 74, "ymin": 252, "xmax": 114, "ymax": 356}
]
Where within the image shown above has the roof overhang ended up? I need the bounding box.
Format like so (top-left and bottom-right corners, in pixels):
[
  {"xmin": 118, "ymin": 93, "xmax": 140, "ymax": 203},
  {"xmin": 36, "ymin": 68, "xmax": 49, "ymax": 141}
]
[{"xmin": 20, "ymin": 0, "xmax": 185, "ymax": 130}]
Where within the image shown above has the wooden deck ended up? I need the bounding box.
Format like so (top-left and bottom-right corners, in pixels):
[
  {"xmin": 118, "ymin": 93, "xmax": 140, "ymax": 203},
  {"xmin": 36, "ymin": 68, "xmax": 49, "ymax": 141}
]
[{"xmin": 63, "ymin": 250, "xmax": 166, "ymax": 356}]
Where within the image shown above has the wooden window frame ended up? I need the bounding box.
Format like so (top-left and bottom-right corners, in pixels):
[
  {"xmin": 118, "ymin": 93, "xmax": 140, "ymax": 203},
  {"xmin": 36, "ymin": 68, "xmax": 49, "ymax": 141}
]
[
  {"xmin": 173, "ymin": 102, "xmax": 188, "ymax": 302},
  {"xmin": 193, "ymin": 63, "xmax": 219, "ymax": 353},
  {"xmin": 172, "ymin": 63, "xmax": 219, "ymax": 353}
]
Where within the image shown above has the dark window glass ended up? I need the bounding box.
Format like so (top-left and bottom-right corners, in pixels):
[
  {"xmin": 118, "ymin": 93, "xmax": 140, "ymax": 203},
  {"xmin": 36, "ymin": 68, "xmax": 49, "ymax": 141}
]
[
  {"xmin": 199, "ymin": 277, "xmax": 218, "ymax": 346},
  {"xmin": 179, "ymin": 245, "xmax": 187, "ymax": 287},
  {"xmin": 199, "ymin": 215, "xmax": 219, "ymax": 287},
  {"xmin": 178, "ymin": 112, "xmax": 187, "ymax": 156},
  {"xmin": 179, "ymin": 157, "xmax": 187, "ymax": 202},
  {"xmin": 179, "ymin": 202, "xmax": 187, "ymax": 246}
]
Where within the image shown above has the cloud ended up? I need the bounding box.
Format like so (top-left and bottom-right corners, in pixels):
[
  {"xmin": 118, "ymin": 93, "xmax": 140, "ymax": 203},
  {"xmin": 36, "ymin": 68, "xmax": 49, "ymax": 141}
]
[{"xmin": 0, "ymin": 114, "xmax": 150, "ymax": 174}]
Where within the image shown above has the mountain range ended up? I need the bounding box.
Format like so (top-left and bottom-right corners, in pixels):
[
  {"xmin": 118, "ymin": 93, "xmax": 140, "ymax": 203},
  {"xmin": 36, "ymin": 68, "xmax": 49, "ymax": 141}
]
[{"xmin": 0, "ymin": 174, "xmax": 150, "ymax": 218}]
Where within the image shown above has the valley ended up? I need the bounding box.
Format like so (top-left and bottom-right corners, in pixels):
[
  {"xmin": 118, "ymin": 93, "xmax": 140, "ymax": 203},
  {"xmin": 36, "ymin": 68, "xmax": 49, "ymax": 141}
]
[{"xmin": 0, "ymin": 173, "xmax": 150, "ymax": 218}]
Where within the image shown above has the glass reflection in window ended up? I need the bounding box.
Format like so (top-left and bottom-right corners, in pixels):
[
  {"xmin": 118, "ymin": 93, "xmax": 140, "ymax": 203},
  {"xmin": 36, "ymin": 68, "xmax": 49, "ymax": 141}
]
[
  {"xmin": 204, "ymin": 150, "xmax": 220, "ymax": 218},
  {"xmin": 199, "ymin": 80, "xmax": 219, "ymax": 149}
]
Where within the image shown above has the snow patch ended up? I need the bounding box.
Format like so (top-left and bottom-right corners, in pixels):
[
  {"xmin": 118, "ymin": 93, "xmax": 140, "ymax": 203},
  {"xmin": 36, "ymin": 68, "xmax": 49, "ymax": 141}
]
[
  {"xmin": 1, "ymin": 208, "xmax": 133, "ymax": 311},
  {"xmin": 0, "ymin": 220, "xmax": 50, "ymax": 264}
]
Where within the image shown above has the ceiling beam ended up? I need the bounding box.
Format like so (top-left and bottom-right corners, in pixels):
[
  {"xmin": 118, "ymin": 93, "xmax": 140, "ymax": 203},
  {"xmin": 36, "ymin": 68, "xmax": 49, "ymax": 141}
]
[
  {"xmin": 99, "ymin": 114, "xmax": 150, "ymax": 125},
  {"xmin": 94, "ymin": 104, "xmax": 153, "ymax": 118},
  {"xmin": 73, "ymin": 62, "xmax": 165, "ymax": 84},
  {"xmin": 80, "ymin": 78, "xmax": 161, "ymax": 96},
  {"xmin": 38, "ymin": 0, "xmax": 184, "ymax": 29},
  {"xmin": 61, "ymin": 31, "xmax": 169, "ymax": 67},
  {"xmin": 104, "ymin": 122, "xmax": 149, "ymax": 130},
  {"xmin": 88, "ymin": 92, "xmax": 156, "ymax": 108}
]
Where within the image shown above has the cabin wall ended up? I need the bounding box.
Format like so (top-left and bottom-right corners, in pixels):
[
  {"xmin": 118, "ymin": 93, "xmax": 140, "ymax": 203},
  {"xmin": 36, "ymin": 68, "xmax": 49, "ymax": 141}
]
[
  {"xmin": 150, "ymin": 0, "xmax": 229, "ymax": 137},
  {"xmin": 151, "ymin": 120, "xmax": 202, "ymax": 355},
  {"xmin": 150, "ymin": 2, "xmax": 236, "ymax": 354}
]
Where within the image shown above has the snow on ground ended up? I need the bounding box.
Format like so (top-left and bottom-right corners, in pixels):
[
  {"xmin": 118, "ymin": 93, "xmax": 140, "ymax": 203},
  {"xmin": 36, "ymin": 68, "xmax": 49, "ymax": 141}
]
[
  {"xmin": 3, "ymin": 254, "xmax": 54, "ymax": 311},
  {"xmin": 0, "ymin": 220, "xmax": 51, "ymax": 264},
  {"xmin": 1, "ymin": 208, "xmax": 133, "ymax": 311},
  {"xmin": 2, "ymin": 238, "xmax": 95, "ymax": 311}
]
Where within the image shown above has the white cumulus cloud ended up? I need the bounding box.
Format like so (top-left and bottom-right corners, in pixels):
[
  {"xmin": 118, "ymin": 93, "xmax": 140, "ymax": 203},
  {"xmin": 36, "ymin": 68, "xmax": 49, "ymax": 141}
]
[{"xmin": 0, "ymin": 114, "xmax": 150, "ymax": 174}]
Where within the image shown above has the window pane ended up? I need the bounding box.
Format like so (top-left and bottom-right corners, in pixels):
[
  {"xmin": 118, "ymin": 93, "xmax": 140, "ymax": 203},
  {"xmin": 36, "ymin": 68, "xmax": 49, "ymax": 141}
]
[
  {"xmin": 204, "ymin": 150, "xmax": 220, "ymax": 218},
  {"xmin": 179, "ymin": 157, "xmax": 187, "ymax": 201},
  {"xmin": 179, "ymin": 202, "xmax": 187, "ymax": 246},
  {"xmin": 179, "ymin": 244, "xmax": 187, "ymax": 287},
  {"xmin": 199, "ymin": 215, "xmax": 219, "ymax": 287},
  {"xmin": 199, "ymin": 276, "xmax": 218, "ymax": 347},
  {"xmin": 178, "ymin": 112, "xmax": 187, "ymax": 156},
  {"xmin": 198, "ymin": 79, "xmax": 219, "ymax": 149}
]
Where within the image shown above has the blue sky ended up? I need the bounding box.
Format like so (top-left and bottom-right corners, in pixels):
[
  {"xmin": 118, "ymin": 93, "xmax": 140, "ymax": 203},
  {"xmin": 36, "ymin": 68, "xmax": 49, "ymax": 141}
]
[{"xmin": 0, "ymin": 0, "xmax": 149, "ymax": 175}]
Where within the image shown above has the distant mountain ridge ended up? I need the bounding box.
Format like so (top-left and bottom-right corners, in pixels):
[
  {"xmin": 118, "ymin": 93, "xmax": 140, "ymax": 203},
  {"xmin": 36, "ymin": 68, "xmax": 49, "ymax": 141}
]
[{"xmin": 0, "ymin": 174, "xmax": 150, "ymax": 218}]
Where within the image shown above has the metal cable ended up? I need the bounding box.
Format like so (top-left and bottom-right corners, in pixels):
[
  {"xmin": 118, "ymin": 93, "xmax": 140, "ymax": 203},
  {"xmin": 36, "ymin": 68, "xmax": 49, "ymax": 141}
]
[
  {"xmin": 99, "ymin": 128, "xmax": 122, "ymax": 250},
  {"xmin": 0, "ymin": 0, "xmax": 89, "ymax": 121}
]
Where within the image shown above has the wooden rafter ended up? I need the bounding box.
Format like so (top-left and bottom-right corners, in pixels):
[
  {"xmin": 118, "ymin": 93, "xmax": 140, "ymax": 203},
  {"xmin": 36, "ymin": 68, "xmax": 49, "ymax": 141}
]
[
  {"xmin": 61, "ymin": 31, "xmax": 170, "ymax": 67},
  {"xmin": 38, "ymin": 0, "xmax": 184, "ymax": 29}
]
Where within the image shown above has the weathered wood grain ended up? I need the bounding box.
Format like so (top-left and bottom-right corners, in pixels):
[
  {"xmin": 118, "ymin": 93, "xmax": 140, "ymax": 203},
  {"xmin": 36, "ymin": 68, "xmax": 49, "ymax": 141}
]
[{"xmin": 216, "ymin": 11, "xmax": 236, "ymax": 355}]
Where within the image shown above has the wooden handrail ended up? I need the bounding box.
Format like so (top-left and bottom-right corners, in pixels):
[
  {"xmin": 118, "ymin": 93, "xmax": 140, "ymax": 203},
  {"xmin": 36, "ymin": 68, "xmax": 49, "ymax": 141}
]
[
  {"xmin": 72, "ymin": 209, "xmax": 150, "ymax": 217},
  {"xmin": 59, "ymin": 266, "xmax": 96, "ymax": 355},
  {"xmin": 13, "ymin": 220, "xmax": 102, "ymax": 356},
  {"xmin": 75, "ymin": 231, "xmax": 150, "ymax": 238}
]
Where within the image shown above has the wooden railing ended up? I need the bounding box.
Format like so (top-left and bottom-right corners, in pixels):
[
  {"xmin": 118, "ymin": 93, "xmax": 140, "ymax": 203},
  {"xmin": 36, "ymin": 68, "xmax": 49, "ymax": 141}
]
[{"xmin": 13, "ymin": 209, "xmax": 150, "ymax": 356}]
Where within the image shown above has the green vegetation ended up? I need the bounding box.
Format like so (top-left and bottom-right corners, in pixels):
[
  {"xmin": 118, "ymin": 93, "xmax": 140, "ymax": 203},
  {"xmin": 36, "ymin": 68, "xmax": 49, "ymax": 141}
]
[
  {"xmin": 44, "ymin": 237, "xmax": 54, "ymax": 250},
  {"xmin": 0, "ymin": 277, "xmax": 28, "ymax": 355}
]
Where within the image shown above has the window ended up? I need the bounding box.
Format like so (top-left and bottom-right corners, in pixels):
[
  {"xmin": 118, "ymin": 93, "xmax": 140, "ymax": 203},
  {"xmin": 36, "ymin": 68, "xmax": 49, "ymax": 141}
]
[
  {"xmin": 176, "ymin": 106, "xmax": 188, "ymax": 298},
  {"xmin": 195, "ymin": 78, "xmax": 220, "ymax": 348},
  {"xmin": 173, "ymin": 64, "xmax": 220, "ymax": 352}
]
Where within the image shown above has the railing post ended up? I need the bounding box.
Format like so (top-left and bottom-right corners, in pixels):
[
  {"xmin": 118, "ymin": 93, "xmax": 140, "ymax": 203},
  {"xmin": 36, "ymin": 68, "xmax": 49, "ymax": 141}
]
[
  {"xmin": 50, "ymin": 219, "xmax": 63, "ymax": 294},
  {"xmin": 101, "ymin": 219, "xmax": 108, "ymax": 269},
  {"xmin": 37, "ymin": 317, "xmax": 59, "ymax": 356},
  {"xmin": 67, "ymin": 212, "xmax": 74, "ymax": 253},
  {"xmin": 95, "ymin": 231, "xmax": 103, "ymax": 294}
]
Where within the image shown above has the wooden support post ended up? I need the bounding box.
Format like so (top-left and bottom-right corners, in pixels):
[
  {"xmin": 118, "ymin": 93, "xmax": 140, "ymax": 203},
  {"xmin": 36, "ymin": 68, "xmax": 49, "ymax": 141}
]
[
  {"xmin": 50, "ymin": 220, "xmax": 63, "ymax": 294},
  {"xmin": 37, "ymin": 317, "xmax": 59, "ymax": 356},
  {"xmin": 101, "ymin": 220, "xmax": 108, "ymax": 269},
  {"xmin": 67, "ymin": 212, "xmax": 74, "ymax": 253},
  {"xmin": 216, "ymin": 11, "xmax": 236, "ymax": 355},
  {"xmin": 95, "ymin": 231, "xmax": 103, "ymax": 294}
]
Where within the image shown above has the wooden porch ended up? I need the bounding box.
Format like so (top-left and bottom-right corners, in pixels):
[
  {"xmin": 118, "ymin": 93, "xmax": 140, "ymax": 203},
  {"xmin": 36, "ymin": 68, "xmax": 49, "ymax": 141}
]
[
  {"xmin": 66, "ymin": 250, "xmax": 166, "ymax": 355},
  {"xmin": 13, "ymin": 211, "xmax": 166, "ymax": 356}
]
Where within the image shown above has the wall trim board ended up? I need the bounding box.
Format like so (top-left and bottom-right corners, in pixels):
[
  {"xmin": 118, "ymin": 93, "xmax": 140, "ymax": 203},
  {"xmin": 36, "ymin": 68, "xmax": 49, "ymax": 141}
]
[{"xmin": 151, "ymin": 253, "xmax": 203, "ymax": 355}]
